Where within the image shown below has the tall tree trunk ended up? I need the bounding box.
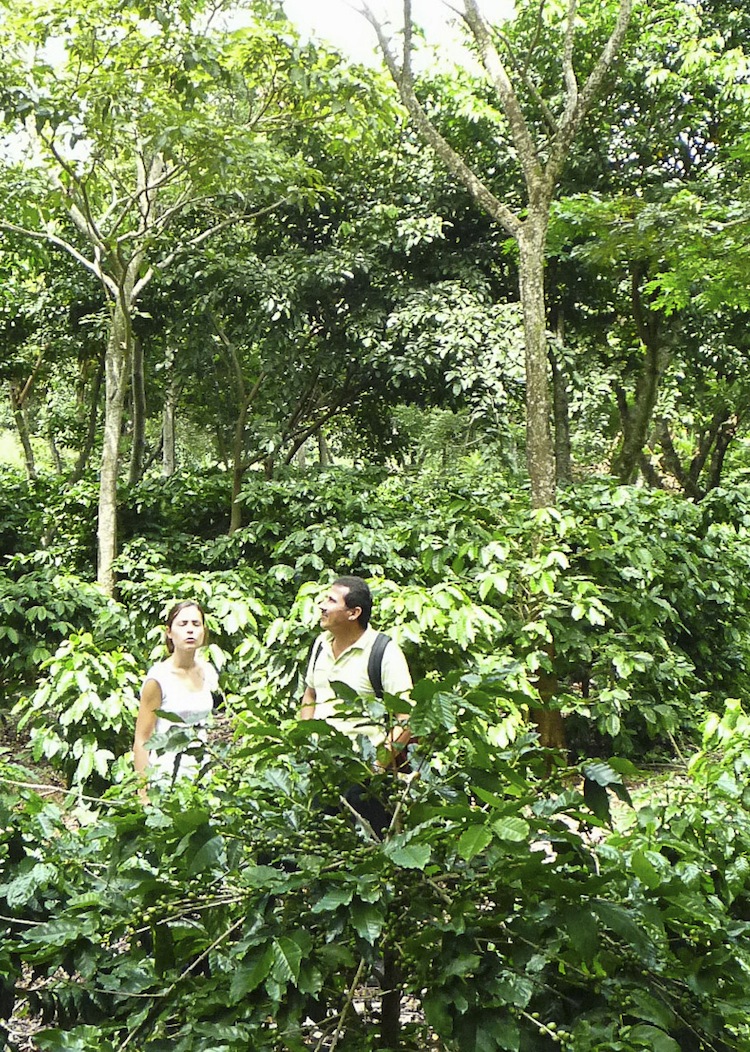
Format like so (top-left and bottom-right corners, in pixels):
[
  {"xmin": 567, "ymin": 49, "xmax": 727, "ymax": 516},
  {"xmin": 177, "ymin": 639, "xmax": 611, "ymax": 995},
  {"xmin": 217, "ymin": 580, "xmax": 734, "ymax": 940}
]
[
  {"xmin": 550, "ymin": 317, "xmax": 572, "ymax": 486},
  {"xmin": 97, "ymin": 298, "xmax": 132, "ymax": 596},
  {"xmin": 128, "ymin": 336, "xmax": 146, "ymax": 485},
  {"xmin": 162, "ymin": 342, "xmax": 177, "ymax": 478},
  {"xmin": 518, "ymin": 217, "xmax": 556, "ymax": 509},
  {"xmin": 69, "ymin": 355, "xmax": 103, "ymax": 485},
  {"xmin": 8, "ymin": 383, "xmax": 36, "ymax": 480},
  {"xmin": 518, "ymin": 223, "xmax": 565, "ymax": 750}
]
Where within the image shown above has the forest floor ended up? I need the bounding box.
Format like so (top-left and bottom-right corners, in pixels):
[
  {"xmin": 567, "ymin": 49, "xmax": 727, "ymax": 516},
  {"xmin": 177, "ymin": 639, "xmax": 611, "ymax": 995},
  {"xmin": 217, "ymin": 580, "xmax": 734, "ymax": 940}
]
[{"xmin": 0, "ymin": 717, "xmax": 691, "ymax": 1052}]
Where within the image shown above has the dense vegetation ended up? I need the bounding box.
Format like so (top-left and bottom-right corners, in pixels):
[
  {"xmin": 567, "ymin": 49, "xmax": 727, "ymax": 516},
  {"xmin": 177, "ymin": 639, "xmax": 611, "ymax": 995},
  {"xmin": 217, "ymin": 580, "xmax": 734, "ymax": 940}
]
[
  {"xmin": 2, "ymin": 465, "xmax": 750, "ymax": 1049},
  {"xmin": 2, "ymin": 0, "xmax": 750, "ymax": 1047}
]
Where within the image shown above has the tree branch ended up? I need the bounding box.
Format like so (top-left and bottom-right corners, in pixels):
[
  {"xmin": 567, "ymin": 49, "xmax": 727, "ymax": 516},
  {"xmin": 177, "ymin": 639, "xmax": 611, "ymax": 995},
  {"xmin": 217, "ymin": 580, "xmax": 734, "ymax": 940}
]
[
  {"xmin": 461, "ymin": 0, "xmax": 546, "ymax": 192},
  {"xmin": 0, "ymin": 220, "xmax": 118, "ymax": 298},
  {"xmin": 150, "ymin": 195, "xmax": 291, "ymax": 278},
  {"xmin": 549, "ymin": 0, "xmax": 633, "ymax": 179},
  {"xmin": 360, "ymin": 2, "xmax": 522, "ymax": 238}
]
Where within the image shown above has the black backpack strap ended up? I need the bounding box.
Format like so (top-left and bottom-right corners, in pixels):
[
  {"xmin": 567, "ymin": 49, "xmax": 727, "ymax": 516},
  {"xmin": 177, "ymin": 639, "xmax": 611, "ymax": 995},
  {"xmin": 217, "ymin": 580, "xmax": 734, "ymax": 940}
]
[
  {"xmin": 311, "ymin": 639, "xmax": 323, "ymax": 670},
  {"xmin": 367, "ymin": 632, "xmax": 391, "ymax": 699}
]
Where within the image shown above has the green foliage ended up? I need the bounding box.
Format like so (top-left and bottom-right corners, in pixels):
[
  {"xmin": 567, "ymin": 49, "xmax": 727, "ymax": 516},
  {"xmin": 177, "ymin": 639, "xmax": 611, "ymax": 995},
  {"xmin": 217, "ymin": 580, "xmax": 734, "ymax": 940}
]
[
  {"xmin": 15, "ymin": 632, "xmax": 141, "ymax": 786},
  {"xmin": 5, "ymin": 466, "xmax": 750, "ymax": 766},
  {"xmin": 2, "ymin": 674, "xmax": 749, "ymax": 1049},
  {"xmin": 0, "ymin": 562, "xmax": 119, "ymax": 704},
  {"xmin": 255, "ymin": 574, "xmax": 506, "ymax": 720},
  {"xmin": 115, "ymin": 565, "xmax": 277, "ymax": 702},
  {"xmin": 119, "ymin": 472, "xmax": 233, "ymax": 556},
  {"xmin": 549, "ymin": 483, "xmax": 750, "ymax": 754},
  {"xmin": 0, "ymin": 469, "xmax": 99, "ymax": 566}
]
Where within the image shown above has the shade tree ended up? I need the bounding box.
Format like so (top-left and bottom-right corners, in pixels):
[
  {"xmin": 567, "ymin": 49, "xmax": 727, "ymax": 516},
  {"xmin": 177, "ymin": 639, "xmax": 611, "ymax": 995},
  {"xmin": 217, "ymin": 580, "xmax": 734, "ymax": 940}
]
[
  {"xmin": 550, "ymin": 189, "xmax": 750, "ymax": 494},
  {"xmin": 0, "ymin": 228, "xmax": 106, "ymax": 480},
  {"xmin": 0, "ymin": 0, "xmax": 324, "ymax": 594},
  {"xmin": 543, "ymin": 0, "xmax": 750, "ymax": 488},
  {"xmin": 134, "ymin": 112, "xmax": 534, "ymax": 527},
  {"xmin": 363, "ymin": 0, "xmax": 635, "ymax": 511}
]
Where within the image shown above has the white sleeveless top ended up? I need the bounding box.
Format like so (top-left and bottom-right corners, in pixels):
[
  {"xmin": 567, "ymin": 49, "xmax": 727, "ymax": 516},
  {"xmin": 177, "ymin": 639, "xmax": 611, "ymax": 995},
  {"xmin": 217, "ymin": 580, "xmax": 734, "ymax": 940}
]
[{"xmin": 144, "ymin": 658, "xmax": 218, "ymax": 781}]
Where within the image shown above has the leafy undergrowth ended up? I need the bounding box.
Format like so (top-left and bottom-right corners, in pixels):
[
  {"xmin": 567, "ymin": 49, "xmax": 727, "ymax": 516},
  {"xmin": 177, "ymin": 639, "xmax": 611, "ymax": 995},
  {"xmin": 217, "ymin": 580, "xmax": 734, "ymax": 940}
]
[{"xmin": 3, "ymin": 691, "xmax": 750, "ymax": 1051}]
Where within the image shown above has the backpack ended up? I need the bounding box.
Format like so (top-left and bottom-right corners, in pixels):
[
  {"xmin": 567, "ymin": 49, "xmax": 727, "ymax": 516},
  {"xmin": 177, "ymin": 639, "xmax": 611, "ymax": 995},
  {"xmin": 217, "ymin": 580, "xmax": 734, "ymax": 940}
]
[
  {"xmin": 310, "ymin": 631, "xmax": 412, "ymax": 771},
  {"xmin": 311, "ymin": 631, "xmax": 391, "ymax": 698}
]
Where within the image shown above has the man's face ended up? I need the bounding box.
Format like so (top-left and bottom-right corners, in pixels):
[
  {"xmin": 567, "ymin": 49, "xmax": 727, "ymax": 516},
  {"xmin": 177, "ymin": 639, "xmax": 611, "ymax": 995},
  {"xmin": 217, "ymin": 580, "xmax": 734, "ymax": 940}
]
[{"xmin": 319, "ymin": 585, "xmax": 360, "ymax": 632}]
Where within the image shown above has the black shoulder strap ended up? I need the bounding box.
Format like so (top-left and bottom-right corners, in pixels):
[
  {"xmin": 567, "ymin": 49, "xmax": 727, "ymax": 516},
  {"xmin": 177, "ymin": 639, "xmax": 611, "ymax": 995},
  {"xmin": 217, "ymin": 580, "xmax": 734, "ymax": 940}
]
[
  {"xmin": 311, "ymin": 639, "xmax": 323, "ymax": 669},
  {"xmin": 367, "ymin": 632, "xmax": 391, "ymax": 699}
]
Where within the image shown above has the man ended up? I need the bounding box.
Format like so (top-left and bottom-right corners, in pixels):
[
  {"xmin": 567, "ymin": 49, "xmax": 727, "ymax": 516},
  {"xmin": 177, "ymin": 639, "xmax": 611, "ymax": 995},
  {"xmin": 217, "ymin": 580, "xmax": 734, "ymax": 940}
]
[{"xmin": 300, "ymin": 576, "xmax": 412, "ymax": 831}]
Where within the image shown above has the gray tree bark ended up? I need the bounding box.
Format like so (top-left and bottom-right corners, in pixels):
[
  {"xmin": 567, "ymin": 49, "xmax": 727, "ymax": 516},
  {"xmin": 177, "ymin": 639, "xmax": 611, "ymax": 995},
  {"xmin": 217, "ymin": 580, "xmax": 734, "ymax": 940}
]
[
  {"xmin": 97, "ymin": 296, "xmax": 133, "ymax": 595},
  {"xmin": 364, "ymin": 0, "xmax": 633, "ymax": 510},
  {"xmin": 128, "ymin": 336, "xmax": 147, "ymax": 486},
  {"xmin": 162, "ymin": 342, "xmax": 177, "ymax": 478},
  {"xmin": 8, "ymin": 381, "xmax": 36, "ymax": 481}
]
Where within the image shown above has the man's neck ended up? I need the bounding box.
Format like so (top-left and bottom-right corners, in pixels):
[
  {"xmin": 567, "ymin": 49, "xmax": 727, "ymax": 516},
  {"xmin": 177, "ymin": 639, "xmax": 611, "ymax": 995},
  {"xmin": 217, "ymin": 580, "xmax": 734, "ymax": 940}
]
[{"xmin": 330, "ymin": 622, "xmax": 366, "ymax": 657}]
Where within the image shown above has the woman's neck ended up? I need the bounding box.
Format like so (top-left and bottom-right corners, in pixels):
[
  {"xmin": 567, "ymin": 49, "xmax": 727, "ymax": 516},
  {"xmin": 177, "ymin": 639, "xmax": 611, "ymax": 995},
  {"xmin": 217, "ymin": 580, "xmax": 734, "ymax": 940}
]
[{"xmin": 169, "ymin": 650, "xmax": 197, "ymax": 671}]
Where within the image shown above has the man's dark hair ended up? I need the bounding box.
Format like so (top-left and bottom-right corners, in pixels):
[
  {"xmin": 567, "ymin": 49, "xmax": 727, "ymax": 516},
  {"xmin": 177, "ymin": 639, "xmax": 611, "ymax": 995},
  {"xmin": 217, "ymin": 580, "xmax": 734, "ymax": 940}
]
[{"xmin": 333, "ymin": 576, "xmax": 372, "ymax": 628}]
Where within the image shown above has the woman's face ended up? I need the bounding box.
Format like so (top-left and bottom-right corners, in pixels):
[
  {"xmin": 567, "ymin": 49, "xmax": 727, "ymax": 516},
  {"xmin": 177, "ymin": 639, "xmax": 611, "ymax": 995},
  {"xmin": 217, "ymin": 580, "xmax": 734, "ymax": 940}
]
[{"xmin": 166, "ymin": 604, "xmax": 205, "ymax": 652}]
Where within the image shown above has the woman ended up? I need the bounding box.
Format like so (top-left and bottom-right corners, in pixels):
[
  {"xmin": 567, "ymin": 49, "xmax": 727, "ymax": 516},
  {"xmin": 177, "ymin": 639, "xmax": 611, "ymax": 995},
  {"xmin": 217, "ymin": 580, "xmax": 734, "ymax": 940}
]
[{"xmin": 133, "ymin": 599, "xmax": 218, "ymax": 790}]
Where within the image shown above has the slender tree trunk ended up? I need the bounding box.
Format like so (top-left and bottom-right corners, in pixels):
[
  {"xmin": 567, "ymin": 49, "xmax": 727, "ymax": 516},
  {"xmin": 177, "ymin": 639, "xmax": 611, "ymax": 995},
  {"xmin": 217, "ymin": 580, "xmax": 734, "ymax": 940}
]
[
  {"xmin": 229, "ymin": 400, "xmax": 249, "ymax": 535},
  {"xmin": 518, "ymin": 216, "xmax": 556, "ymax": 509},
  {"xmin": 7, "ymin": 354, "xmax": 43, "ymax": 481},
  {"xmin": 550, "ymin": 316, "xmax": 572, "ymax": 486},
  {"xmin": 380, "ymin": 948, "xmax": 401, "ymax": 1049},
  {"xmin": 611, "ymin": 272, "xmax": 669, "ymax": 482},
  {"xmin": 706, "ymin": 414, "xmax": 738, "ymax": 493},
  {"xmin": 209, "ymin": 313, "xmax": 265, "ymax": 535},
  {"xmin": 162, "ymin": 342, "xmax": 177, "ymax": 478},
  {"xmin": 534, "ymin": 655, "xmax": 566, "ymax": 753},
  {"xmin": 69, "ymin": 355, "xmax": 103, "ymax": 484},
  {"xmin": 163, "ymin": 402, "xmax": 176, "ymax": 477},
  {"xmin": 518, "ymin": 222, "xmax": 566, "ymax": 749},
  {"xmin": 128, "ymin": 336, "xmax": 146, "ymax": 485},
  {"xmin": 48, "ymin": 427, "xmax": 63, "ymax": 474},
  {"xmin": 611, "ymin": 348, "xmax": 667, "ymax": 483},
  {"xmin": 97, "ymin": 298, "xmax": 132, "ymax": 596},
  {"xmin": 8, "ymin": 382, "xmax": 36, "ymax": 480},
  {"xmin": 317, "ymin": 430, "xmax": 331, "ymax": 466},
  {"xmin": 654, "ymin": 408, "xmax": 738, "ymax": 499}
]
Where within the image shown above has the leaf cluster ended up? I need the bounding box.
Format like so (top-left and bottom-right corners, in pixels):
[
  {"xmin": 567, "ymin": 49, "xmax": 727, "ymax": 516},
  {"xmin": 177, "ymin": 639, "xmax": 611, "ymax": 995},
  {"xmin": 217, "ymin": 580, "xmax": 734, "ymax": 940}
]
[{"xmin": 2, "ymin": 677, "xmax": 750, "ymax": 1049}]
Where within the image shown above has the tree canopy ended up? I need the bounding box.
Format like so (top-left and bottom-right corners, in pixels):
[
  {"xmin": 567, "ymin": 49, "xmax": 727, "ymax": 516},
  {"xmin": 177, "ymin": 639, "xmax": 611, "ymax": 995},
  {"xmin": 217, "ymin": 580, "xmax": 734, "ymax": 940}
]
[{"xmin": 3, "ymin": 4, "xmax": 750, "ymax": 1041}]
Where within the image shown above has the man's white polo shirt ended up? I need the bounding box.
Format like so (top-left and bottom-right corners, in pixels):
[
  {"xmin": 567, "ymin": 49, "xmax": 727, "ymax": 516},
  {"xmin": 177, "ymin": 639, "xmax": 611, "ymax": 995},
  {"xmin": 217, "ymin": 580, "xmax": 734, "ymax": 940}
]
[{"xmin": 304, "ymin": 625, "xmax": 412, "ymax": 745}]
